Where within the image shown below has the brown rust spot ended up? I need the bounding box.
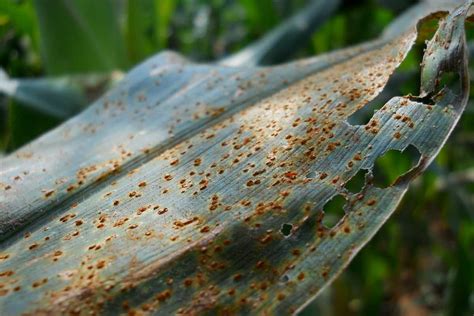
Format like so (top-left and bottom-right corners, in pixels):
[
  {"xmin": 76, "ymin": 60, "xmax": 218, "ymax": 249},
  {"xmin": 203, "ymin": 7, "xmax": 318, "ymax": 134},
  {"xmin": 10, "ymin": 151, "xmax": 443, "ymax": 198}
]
[
  {"xmin": 66, "ymin": 185, "xmax": 76, "ymax": 192},
  {"xmin": 113, "ymin": 217, "xmax": 129, "ymax": 227},
  {"xmin": 0, "ymin": 270, "xmax": 14, "ymax": 277},
  {"xmin": 32, "ymin": 278, "xmax": 48, "ymax": 288},
  {"xmin": 96, "ymin": 260, "xmax": 106, "ymax": 269},
  {"xmin": 174, "ymin": 217, "xmax": 199, "ymax": 228},
  {"xmin": 292, "ymin": 249, "xmax": 301, "ymax": 256},
  {"xmin": 200, "ymin": 226, "xmax": 210, "ymax": 233},
  {"xmin": 170, "ymin": 159, "xmax": 180, "ymax": 166},
  {"xmin": 28, "ymin": 243, "xmax": 39, "ymax": 250},
  {"xmin": 0, "ymin": 254, "xmax": 10, "ymax": 261},
  {"xmin": 60, "ymin": 213, "xmax": 76, "ymax": 223},
  {"xmin": 233, "ymin": 274, "xmax": 242, "ymax": 282},
  {"xmin": 156, "ymin": 289, "xmax": 171, "ymax": 301},
  {"xmin": 157, "ymin": 207, "xmax": 168, "ymax": 215},
  {"xmin": 128, "ymin": 224, "xmax": 138, "ymax": 230},
  {"xmin": 44, "ymin": 190, "xmax": 55, "ymax": 198},
  {"xmin": 277, "ymin": 293, "xmax": 286, "ymax": 301}
]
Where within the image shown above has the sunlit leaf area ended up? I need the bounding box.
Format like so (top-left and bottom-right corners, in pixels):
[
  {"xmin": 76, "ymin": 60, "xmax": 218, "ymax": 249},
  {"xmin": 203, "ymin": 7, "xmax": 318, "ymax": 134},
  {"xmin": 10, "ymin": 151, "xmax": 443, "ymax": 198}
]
[{"xmin": 0, "ymin": 0, "xmax": 473, "ymax": 315}]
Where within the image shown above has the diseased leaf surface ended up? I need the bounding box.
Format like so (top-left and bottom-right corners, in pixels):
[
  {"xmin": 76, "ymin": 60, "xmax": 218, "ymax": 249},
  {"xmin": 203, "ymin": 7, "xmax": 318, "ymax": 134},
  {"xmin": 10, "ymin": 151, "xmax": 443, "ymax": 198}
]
[{"xmin": 0, "ymin": 2, "xmax": 471, "ymax": 315}]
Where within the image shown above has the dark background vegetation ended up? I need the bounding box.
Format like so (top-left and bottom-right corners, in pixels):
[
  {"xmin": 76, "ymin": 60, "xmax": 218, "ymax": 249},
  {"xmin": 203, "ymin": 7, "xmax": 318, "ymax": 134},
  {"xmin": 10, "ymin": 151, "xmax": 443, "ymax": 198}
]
[{"xmin": 0, "ymin": 0, "xmax": 473, "ymax": 315}]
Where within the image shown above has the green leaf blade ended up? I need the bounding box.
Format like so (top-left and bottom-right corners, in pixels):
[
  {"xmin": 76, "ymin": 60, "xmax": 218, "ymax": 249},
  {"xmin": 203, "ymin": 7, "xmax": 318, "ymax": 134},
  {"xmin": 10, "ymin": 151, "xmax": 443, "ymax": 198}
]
[{"xmin": 34, "ymin": 0, "xmax": 127, "ymax": 74}]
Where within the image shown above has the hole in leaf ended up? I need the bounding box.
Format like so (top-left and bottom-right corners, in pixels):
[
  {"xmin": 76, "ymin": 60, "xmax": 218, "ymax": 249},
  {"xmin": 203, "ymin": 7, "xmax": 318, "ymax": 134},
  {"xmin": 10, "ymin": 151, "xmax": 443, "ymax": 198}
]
[
  {"xmin": 437, "ymin": 71, "xmax": 461, "ymax": 97},
  {"xmin": 345, "ymin": 169, "xmax": 368, "ymax": 193},
  {"xmin": 280, "ymin": 223, "xmax": 293, "ymax": 236},
  {"xmin": 347, "ymin": 94, "xmax": 387, "ymax": 126},
  {"xmin": 417, "ymin": 17, "xmax": 441, "ymax": 43},
  {"xmin": 322, "ymin": 194, "xmax": 346, "ymax": 228},
  {"xmin": 373, "ymin": 144, "xmax": 421, "ymax": 187},
  {"xmin": 438, "ymin": 71, "xmax": 458, "ymax": 89}
]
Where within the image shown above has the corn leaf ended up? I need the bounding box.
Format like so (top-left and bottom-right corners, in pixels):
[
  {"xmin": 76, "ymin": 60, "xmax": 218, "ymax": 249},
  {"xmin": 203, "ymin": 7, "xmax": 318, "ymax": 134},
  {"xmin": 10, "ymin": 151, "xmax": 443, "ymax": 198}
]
[
  {"xmin": 0, "ymin": 2, "xmax": 471, "ymax": 315},
  {"xmin": 0, "ymin": 70, "xmax": 122, "ymax": 118},
  {"xmin": 0, "ymin": 0, "xmax": 337, "ymax": 121}
]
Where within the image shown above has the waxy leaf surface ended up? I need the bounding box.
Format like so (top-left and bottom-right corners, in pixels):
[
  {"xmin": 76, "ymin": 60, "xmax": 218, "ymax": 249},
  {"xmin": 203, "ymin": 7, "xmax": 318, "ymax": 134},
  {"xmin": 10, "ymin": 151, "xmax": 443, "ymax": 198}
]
[{"xmin": 0, "ymin": 2, "xmax": 471, "ymax": 315}]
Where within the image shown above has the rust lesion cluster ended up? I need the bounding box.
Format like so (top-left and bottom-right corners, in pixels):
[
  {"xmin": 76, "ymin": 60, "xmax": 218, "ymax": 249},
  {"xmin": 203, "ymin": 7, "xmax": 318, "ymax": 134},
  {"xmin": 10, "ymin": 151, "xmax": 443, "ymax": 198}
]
[{"xmin": 0, "ymin": 4, "xmax": 470, "ymax": 315}]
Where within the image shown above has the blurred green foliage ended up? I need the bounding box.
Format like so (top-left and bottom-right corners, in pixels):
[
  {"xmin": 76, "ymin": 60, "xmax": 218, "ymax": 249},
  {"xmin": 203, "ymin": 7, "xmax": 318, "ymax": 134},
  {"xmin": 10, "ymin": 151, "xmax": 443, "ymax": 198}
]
[
  {"xmin": 34, "ymin": 0, "xmax": 127, "ymax": 74},
  {"xmin": 0, "ymin": 0, "xmax": 472, "ymax": 315}
]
